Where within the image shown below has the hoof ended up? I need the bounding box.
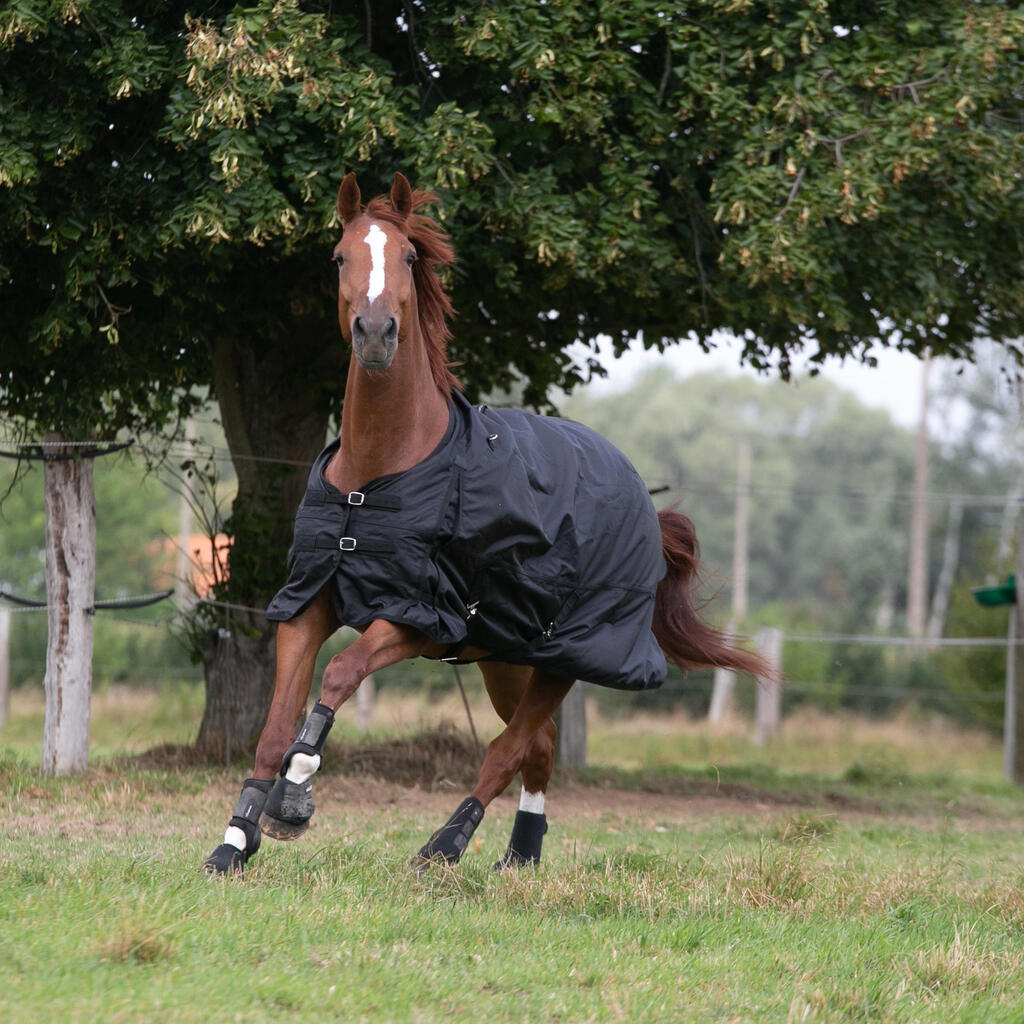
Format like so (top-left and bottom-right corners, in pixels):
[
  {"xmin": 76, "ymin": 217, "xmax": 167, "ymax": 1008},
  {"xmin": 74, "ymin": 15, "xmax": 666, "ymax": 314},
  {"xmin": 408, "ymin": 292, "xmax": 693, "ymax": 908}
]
[
  {"xmin": 493, "ymin": 849, "xmax": 540, "ymax": 872},
  {"xmin": 259, "ymin": 811, "xmax": 310, "ymax": 841},
  {"xmin": 202, "ymin": 843, "xmax": 248, "ymax": 878},
  {"xmin": 259, "ymin": 776, "xmax": 314, "ymax": 840}
]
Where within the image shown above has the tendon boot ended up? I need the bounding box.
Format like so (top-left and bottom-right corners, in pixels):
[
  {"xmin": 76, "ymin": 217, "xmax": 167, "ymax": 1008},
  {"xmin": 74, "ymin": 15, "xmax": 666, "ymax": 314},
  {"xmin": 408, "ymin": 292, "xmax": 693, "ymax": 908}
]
[
  {"xmin": 202, "ymin": 777, "xmax": 273, "ymax": 878},
  {"xmin": 260, "ymin": 701, "xmax": 335, "ymax": 840},
  {"xmin": 413, "ymin": 796, "xmax": 485, "ymax": 870},
  {"xmin": 494, "ymin": 810, "xmax": 548, "ymax": 870}
]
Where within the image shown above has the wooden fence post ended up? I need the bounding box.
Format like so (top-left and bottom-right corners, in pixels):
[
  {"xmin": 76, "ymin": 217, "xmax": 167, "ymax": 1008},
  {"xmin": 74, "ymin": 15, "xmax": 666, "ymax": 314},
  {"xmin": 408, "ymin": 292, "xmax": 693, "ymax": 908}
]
[
  {"xmin": 41, "ymin": 436, "xmax": 96, "ymax": 776},
  {"xmin": 0, "ymin": 598, "xmax": 10, "ymax": 728},
  {"xmin": 753, "ymin": 627, "xmax": 783, "ymax": 746},
  {"xmin": 557, "ymin": 681, "xmax": 587, "ymax": 770},
  {"xmin": 357, "ymin": 672, "xmax": 375, "ymax": 730}
]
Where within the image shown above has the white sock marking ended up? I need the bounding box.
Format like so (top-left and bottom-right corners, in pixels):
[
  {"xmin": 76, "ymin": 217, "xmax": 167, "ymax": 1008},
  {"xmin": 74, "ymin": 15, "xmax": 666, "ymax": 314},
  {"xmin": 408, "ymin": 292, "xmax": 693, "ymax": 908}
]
[
  {"xmin": 364, "ymin": 224, "xmax": 387, "ymax": 303},
  {"xmin": 519, "ymin": 787, "xmax": 545, "ymax": 815},
  {"xmin": 224, "ymin": 825, "xmax": 247, "ymax": 851},
  {"xmin": 285, "ymin": 751, "xmax": 321, "ymax": 784}
]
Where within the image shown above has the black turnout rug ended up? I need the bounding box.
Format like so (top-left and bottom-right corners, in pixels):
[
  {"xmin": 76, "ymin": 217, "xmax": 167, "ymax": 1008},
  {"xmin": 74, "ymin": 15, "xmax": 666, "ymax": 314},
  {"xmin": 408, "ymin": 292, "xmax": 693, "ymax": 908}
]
[{"xmin": 266, "ymin": 392, "xmax": 667, "ymax": 690}]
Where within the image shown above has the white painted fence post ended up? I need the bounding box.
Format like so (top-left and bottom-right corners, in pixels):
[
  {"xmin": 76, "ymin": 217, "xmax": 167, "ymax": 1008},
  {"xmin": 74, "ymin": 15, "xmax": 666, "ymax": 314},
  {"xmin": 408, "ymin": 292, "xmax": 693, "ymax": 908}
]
[
  {"xmin": 41, "ymin": 437, "xmax": 96, "ymax": 776},
  {"xmin": 753, "ymin": 627, "xmax": 783, "ymax": 746},
  {"xmin": 357, "ymin": 672, "xmax": 375, "ymax": 730}
]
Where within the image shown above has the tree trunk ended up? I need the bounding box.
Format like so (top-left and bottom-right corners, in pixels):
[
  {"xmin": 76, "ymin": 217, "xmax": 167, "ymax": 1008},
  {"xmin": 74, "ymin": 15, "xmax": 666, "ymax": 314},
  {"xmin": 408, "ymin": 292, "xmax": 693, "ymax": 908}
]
[
  {"xmin": 197, "ymin": 621, "xmax": 278, "ymax": 762},
  {"xmin": 194, "ymin": 331, "xmax": 337, "ymax": 756},
  {"xmin": 41, "ymin": 435, "xmax": 96, "ymax": 776}
]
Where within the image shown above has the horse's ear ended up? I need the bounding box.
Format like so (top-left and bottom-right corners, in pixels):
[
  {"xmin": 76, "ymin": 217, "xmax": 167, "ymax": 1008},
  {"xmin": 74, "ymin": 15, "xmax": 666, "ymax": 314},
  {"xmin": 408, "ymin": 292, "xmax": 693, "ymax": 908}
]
[
  {"xmin": 390, "ymin": 172, "xmax": 413, "ymax": 222},
  {"xmin": 338, "ymin": 173, "xmax": 362, "ymax": 225}
]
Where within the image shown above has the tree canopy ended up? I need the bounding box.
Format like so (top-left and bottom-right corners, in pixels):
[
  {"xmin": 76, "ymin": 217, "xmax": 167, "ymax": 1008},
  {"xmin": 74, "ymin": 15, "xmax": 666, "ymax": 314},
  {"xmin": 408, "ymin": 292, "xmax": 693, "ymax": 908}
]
[{"xmin": 2, "ymin": 0, "xmax": 1022, "ymax": 421}]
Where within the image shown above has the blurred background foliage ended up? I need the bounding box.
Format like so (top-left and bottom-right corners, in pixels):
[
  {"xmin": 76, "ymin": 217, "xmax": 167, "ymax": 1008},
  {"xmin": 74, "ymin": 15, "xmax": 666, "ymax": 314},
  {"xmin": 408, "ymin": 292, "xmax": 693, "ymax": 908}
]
[{"xmin": 2, "ymin": 349, "xmax": 1019, "ymax": 732}]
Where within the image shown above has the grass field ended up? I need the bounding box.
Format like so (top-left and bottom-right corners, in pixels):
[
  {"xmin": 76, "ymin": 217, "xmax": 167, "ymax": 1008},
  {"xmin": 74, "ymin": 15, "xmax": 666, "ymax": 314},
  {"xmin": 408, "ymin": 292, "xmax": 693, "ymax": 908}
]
[{"xmin": 3, "ymin": 687, "xmax": 1024, "ymax": 1022}]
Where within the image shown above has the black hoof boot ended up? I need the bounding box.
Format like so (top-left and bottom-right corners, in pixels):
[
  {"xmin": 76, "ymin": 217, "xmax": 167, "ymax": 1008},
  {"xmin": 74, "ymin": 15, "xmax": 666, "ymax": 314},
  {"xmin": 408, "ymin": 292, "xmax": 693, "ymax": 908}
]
[
  {"xmin": 494, "ymin": 810, "xmax": 547, "ymax": 871},
  {"xmin": 259, "ymin": 701, "xmax": 335, "ymax": 841},
  {"xmin": 260, "ymin": 777, "xmax": 314, "ymax": 840},
  {"xmin": 413, "ymin": 796, "xmax": 485, "ymax": 872},
  {"xmin": 203, "ymin": 843, "xmax": 248, "ymax": 876},
  {"xmin": 202, "ymin": 777, "xmax": 272, "ymax": 878}
]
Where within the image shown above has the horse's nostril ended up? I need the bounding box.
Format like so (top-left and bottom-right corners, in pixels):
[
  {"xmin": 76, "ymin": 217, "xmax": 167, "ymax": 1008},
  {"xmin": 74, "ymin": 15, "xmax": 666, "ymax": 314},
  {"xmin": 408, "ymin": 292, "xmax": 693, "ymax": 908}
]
[
  {"xmin": 386, "ymin": 317, "xmax": 397, "ymax": 338},
  {"xmin": 353, "ymin": 316, "xmax": 365, "ymax": 336}
]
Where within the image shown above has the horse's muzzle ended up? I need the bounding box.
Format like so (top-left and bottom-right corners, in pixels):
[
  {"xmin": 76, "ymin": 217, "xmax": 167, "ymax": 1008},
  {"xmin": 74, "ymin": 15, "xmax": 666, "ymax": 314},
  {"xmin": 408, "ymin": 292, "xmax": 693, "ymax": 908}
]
[{"xmin": 352, "ymin": 313, "xmax": 398, "ymax": 370}]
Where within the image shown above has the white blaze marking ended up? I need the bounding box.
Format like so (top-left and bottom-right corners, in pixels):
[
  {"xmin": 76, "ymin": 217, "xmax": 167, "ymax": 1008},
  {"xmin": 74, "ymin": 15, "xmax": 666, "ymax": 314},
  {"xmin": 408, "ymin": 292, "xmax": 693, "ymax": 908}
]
[
  {"xmin": 519, "ymin": 787, "xmax": 545, "ymax": 814},
  {"xmin": 364, "ymin": 224, "xmax": 387, "ymax": 303}
]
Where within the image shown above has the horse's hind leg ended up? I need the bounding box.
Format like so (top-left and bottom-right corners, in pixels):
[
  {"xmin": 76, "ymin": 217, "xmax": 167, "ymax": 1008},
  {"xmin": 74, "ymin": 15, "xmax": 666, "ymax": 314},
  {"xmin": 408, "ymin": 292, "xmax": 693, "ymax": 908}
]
[
  {"xmin": 414, "ymin": 668, "xmax": 573, "ymax": 869},
  {"xmin": 478, "ymin": 663, "xmax": 559, "ymax": 869}
]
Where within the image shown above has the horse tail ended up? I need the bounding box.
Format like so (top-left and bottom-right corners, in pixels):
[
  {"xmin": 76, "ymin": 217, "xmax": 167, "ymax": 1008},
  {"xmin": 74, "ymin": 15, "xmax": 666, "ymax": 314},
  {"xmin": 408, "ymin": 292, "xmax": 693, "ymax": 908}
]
[{"xmin": 652, "ymin": 507, "xmax": 769, "ymax": 678}]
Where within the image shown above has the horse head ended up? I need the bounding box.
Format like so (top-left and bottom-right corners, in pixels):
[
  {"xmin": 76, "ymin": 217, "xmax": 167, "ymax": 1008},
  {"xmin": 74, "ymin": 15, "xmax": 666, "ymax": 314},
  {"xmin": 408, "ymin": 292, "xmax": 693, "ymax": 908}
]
[{"xmin": 334, "ymin": 172, "xmax": 417, "ymax": 372}]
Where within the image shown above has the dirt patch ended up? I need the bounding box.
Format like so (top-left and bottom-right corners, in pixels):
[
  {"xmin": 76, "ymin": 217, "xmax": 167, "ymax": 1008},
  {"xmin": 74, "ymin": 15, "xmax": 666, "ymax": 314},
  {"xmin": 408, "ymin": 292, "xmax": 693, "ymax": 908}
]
[{"xmin": 116, "ymin": 726, "xmax": 1018, "ymax": 834}]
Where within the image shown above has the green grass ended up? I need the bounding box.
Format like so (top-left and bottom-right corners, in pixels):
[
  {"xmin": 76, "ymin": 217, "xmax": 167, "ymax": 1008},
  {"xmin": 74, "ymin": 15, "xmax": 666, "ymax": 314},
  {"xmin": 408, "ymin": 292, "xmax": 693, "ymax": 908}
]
[{"xmin": 3, "ymin": 689, "xmax": 1024, "ymax": 1022}]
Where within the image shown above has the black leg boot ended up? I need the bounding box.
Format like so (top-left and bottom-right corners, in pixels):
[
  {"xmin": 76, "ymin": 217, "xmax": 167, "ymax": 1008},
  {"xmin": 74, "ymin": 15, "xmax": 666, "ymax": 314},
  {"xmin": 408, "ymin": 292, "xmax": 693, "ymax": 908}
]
[
  {"xmin": 494, "ymin": 810, "xmax": 547, "ymax": 870},
  {"xmin": 202, "ymin": 777, "xmax": 273, "ymax": 878},
  {"xmin": 260, "ymin": 702, "xmax": 334, "ymax": 840},
  {"xmin": 413, "ymin": 796, "xmax": 485, "ymax": 870}
]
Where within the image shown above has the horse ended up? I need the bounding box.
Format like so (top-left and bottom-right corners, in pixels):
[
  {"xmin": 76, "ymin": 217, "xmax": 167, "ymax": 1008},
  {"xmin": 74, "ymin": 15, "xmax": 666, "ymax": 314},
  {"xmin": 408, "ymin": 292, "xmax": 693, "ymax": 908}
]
[{"xmin": 202, "ymin": 172, "xmax": 765, "ymax": 877}]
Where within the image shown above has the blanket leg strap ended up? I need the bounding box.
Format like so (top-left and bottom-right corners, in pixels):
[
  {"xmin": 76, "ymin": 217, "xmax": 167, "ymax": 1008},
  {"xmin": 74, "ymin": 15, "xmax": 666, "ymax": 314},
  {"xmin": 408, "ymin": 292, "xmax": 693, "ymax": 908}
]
[
  {"xmin": 494, "ymin": 810, "xmax": 548, "ymax": 871},
  {"xmin": 202, "ymin": 777, "xmax": 272, "ymax": 878},
  {"xmin": 260, "ymin": 702, "xmax": 335, "ymax": 841},
  {"xmin": 413, "ymin": 796, "xmax": 485, "ymax": 870}
]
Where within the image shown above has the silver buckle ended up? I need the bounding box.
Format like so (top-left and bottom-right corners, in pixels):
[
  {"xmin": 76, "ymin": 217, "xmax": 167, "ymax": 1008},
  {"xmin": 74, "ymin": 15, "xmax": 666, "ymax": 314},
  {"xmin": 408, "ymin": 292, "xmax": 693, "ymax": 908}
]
[
  {"xmin": 347, "ymin": 491, "xmax": 365, "ymax": 506},
  {"xmin": 339, "ymin": 537, "xmax": 357, "ymax": 551}
]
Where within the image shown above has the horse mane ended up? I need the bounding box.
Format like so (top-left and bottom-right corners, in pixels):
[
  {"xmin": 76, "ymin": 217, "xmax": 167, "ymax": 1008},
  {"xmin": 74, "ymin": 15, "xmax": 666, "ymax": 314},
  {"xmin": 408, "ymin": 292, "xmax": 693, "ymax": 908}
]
[{"xmin": 363, "ymin": 189, "xmax": 462, "ymax": 397}]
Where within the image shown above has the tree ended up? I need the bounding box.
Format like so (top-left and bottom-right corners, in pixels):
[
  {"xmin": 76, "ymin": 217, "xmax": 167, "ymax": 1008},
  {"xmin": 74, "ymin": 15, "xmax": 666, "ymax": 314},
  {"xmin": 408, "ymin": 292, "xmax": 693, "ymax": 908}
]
[{"xmin": 2, "ymin": 1, "xmax": 1021, "ymax": 754}]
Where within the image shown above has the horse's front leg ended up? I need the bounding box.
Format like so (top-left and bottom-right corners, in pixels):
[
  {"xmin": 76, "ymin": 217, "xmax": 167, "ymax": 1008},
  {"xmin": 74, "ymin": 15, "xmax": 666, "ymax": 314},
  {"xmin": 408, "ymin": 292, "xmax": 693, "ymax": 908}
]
[
  {"xmin": 415, "ymin": 670, "xmax": 574, "ymax": 868},
  {"xmin": 203, "ymin": 590, "xmax": 337, "ymax": 876},
  {"xmin": 258, "ymin": 619, "xmax": 433, "ymax": 841}
]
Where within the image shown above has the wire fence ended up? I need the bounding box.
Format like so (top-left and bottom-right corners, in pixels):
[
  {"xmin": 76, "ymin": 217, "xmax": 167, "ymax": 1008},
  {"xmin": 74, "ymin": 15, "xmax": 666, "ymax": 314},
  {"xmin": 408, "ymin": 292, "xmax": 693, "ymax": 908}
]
[
  {"xmin": 1, "ymin": 426, "xmax": 1019, "ymax": 731},
  {"xmin": 3, "ymin": 591, "xmax": 1015, "ymax": 705}
]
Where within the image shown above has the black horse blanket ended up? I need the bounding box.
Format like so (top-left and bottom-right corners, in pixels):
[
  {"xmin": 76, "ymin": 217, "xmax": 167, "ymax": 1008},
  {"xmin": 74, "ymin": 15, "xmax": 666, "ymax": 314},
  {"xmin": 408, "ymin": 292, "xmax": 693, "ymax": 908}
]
[{"xmin": 266, "ymin": 392, "xmax": 667, "ymax": 690}]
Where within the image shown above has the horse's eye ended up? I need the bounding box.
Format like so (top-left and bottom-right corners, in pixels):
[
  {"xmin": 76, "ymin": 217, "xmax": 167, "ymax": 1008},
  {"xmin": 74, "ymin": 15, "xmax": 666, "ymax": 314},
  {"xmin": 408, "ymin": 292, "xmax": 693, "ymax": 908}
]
[
  {"xmin": 406, "ymin": 251, "xmax": 416, "ymax": 267},
  {"xmin": 333, "ymin": 253, "xmax": 344, "ymax": 267}
]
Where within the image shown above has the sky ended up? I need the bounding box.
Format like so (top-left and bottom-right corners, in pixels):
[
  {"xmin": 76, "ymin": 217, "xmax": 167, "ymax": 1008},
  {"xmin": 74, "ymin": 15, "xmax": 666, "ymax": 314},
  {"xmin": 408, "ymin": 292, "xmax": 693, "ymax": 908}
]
[{"xmin": 582, "ymin": 332, "xmax": 933, "ymax": 429}]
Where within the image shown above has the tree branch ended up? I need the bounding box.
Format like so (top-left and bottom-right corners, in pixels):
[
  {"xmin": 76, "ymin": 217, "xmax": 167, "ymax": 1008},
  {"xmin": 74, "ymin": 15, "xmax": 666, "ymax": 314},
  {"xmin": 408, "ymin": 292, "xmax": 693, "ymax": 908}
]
[{"xmin": 774, "ymin": 163, "xmax": 808, "ymax": 221}]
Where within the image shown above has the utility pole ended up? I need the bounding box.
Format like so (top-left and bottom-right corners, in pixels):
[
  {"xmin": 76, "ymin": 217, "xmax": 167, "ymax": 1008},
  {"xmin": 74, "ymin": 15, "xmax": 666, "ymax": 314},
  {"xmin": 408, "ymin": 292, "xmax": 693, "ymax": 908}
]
[
  {"xmin": 709, "ymin": 435, "xmax": 750, "ymax": 722},
  {"xmin": 175, "ymin": 417, "xmax": 197, "ymax": 611},
  {"xmin": 907, "ymin": 355, "xmax": 931, "ymax": 639}
]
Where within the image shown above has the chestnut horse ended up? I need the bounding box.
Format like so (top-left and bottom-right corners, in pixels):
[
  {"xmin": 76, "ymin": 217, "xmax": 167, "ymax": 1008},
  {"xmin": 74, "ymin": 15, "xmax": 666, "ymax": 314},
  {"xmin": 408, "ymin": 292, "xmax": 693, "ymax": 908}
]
[{"xmin": 202, "ymin": 173, "xmax": 763, "ymax": 877}]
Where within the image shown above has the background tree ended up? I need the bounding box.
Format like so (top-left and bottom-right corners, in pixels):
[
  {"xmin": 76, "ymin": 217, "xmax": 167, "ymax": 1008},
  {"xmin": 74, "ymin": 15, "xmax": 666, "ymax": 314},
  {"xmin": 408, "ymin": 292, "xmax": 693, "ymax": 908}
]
[{"xmin": 2, "ymin": 0, "xmax": 1021, "ymax": 755}]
